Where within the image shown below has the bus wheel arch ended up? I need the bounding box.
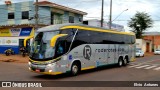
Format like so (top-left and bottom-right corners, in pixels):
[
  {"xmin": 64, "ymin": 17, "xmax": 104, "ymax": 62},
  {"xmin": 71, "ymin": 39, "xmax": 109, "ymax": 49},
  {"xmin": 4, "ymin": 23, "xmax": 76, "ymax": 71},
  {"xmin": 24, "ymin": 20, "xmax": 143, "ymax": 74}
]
[
  {"xmin": 118, "ymin": 56, "xmax": 123, "ymax": 67},
  {"xmin": 70, "ymin": 60, "xmax": 81, "ymax": 76}
]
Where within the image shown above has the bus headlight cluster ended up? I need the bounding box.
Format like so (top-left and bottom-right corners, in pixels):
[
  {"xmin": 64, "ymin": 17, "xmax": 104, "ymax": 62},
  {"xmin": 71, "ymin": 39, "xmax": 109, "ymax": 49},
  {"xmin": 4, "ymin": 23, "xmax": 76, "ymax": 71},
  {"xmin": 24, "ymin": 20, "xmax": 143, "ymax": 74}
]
[
  {"xmin": 47, "ymin": 64, "xmax": 52, "ymax": 67},
  {"xmin": 49, "ymin": 70, "xmax": 52, "ymax": 73},
  {"xmin": 28, "ymin": 62, "xmax": 31, "ymax": 67},
  {"xmin": 47, "ymin": 63, "xmax": 55, "ymax": 68}
]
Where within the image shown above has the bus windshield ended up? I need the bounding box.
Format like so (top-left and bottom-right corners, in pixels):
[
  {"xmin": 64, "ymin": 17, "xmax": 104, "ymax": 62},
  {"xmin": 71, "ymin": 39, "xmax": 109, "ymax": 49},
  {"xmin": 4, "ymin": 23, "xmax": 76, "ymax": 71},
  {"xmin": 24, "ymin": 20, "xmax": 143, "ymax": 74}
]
[{"xmin": 30, "ymin": 30, "xmax": 60, "ymax": 60}]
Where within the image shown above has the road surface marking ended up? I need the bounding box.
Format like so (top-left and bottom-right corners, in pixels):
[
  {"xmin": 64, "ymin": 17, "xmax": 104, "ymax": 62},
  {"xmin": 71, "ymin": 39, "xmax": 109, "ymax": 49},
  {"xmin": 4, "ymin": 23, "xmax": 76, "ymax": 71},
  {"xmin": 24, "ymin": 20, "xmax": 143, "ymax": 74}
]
[
  {"xmin": 139, "ymin": 59, "xmax": 160, "ymax": 64},
  {"xmin": 144, "ymin": 66, "xmax": 157, "ymax": 69},
  {"xmin": 135, "ymin": 65, "xmax": 150, "ymax": 69},
  {"xmin": 154, "ymin": 67, "xmax": 160, "ymax": 71},
  {"xmin": 128, "ymin": 64, "xmax": 142, "ymax": 68}
]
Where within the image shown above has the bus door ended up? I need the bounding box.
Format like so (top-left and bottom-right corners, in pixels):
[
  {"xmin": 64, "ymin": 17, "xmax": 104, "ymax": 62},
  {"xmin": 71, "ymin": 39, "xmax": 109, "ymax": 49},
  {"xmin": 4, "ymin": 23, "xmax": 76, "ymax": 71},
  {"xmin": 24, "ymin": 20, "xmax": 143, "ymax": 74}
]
[
  {"xmin": 107, "ymin": 44, "xmax": 115, "ymax": 64},
  {"xmin": 94, "ymin": 45, "xmax": 106, "ymax": 67}
]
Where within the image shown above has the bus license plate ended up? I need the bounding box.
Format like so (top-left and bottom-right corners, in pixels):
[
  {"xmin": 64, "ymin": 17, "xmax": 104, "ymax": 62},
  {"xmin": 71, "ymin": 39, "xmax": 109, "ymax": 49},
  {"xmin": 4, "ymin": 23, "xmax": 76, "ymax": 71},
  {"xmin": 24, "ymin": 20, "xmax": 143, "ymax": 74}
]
[{"xmin": 36, "ymin": 69, "xmax": 40, "ymax": 72}]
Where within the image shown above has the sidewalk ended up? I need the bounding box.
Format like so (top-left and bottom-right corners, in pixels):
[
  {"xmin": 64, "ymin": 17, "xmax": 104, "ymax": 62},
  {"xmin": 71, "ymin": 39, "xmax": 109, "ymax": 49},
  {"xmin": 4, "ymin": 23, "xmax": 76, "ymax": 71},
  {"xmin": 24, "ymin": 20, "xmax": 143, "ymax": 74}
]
[
  {"xmin": 144, "ymin": 52, "xmax": 154, "ymax": 57},
  {"xmin": 0, "ymin": 54, "xmax": 29, "ymax": 63}
]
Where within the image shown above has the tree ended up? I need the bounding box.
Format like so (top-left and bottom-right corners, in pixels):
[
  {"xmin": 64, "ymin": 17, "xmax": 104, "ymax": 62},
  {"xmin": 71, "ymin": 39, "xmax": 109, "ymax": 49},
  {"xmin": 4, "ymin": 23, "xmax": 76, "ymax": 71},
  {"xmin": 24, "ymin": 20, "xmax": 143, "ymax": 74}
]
[{"xmin": 128, "ymin": 12, "xmax": 153, "ymax": 39}]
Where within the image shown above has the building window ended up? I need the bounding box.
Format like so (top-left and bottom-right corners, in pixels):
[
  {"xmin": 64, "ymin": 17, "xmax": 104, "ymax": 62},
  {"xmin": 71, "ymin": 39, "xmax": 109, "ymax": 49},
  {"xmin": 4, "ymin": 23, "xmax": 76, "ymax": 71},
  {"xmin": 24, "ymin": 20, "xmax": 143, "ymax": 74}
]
[
  {"xmin": 69, "ymin": 16, "xmax": 74, "ymax": 23},
  {"xmin": 54, "ymin": 13, "xmax": 62, "ymax": 24},
  {"xmin": 22, "ymin": 11, "xmax": 29, "ymax": 19},
  {"xmin": 79, "ymin": 17, "xmax": 82, "ymax": 22},
  {"xmin": 51, "ymin": 12, "xmax": 54, "ymax": 25},
  {"xmin": 8, "ymin": 12, "xmax": 14, "ymax": 19}
]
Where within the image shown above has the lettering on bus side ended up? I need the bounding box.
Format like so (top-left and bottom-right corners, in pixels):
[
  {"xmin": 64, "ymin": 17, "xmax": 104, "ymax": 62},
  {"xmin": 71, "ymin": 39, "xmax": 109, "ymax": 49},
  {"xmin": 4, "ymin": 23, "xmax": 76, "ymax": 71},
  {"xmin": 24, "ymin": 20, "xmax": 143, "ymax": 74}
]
[
  {"xmin": 83, "ymin": 45, "xmax": 92, "ymax": 60},
  {"xmin": 95, "ymin": 48, "xmax": 125, "ymax": 53}
]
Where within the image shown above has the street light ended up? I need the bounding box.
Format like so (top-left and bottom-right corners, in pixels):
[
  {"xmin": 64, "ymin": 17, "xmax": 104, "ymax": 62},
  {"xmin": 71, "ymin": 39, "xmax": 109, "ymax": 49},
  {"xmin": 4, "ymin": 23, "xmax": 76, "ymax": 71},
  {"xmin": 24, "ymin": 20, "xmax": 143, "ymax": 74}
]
[
  {"xmin": 112, "ymin": 9, "xmax": 128, "ymax": 22},
  {"xmin": 108, "ymin": 8, "xmax": 128, "ymax": 29}
]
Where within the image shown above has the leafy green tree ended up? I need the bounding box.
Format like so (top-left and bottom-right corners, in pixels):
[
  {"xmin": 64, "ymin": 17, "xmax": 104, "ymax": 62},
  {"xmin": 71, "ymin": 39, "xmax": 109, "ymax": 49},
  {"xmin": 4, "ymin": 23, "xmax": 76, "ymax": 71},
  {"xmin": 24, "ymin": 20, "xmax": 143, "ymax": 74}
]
[{"xmin": 128, "ymin": 12, "xmax": 153, "ymax": 38}]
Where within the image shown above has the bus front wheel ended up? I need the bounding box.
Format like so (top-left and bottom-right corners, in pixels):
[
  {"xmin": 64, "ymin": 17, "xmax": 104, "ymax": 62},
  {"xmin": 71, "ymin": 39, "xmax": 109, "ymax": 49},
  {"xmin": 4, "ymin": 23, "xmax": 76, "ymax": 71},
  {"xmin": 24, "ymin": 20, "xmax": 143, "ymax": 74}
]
[{"xmin": 71, "ymin": 63, "xmax": 80, "ymax": 76}]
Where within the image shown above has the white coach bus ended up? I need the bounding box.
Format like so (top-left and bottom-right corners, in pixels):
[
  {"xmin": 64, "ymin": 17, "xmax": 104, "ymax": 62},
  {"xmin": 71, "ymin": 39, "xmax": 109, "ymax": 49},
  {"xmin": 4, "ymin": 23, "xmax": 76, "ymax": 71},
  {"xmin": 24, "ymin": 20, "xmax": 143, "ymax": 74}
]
[{"xmin": 25, "ymin": 23, "xmax": 136, "ymax": 76}]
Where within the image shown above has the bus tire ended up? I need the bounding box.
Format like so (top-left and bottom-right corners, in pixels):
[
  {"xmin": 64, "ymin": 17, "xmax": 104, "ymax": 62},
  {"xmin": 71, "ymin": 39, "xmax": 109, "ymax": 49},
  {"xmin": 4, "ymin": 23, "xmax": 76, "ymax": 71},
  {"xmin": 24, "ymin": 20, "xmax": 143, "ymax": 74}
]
[
  {"xmin": 123, "ymin": 57, "xmax": 128, "ymax": 66},
  {"xmin": 71, "ymin": 62, "xmax": 80, "ymax": 76},
  {"xmin": 118, "ymin": 57, "xmax": 123, "ymax": 67}
]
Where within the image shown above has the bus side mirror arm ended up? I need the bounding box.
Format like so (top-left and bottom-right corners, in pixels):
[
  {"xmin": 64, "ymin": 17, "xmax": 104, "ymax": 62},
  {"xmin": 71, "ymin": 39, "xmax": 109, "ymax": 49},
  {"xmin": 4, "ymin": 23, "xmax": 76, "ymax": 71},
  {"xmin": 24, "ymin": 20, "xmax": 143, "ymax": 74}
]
[
  {"xmin": 24, "ymin": 36, "xmax": 34, "ymax": 47},
  {"xmin": 50, "ymin": 34, "xmax": 68, "ymax": 47}
]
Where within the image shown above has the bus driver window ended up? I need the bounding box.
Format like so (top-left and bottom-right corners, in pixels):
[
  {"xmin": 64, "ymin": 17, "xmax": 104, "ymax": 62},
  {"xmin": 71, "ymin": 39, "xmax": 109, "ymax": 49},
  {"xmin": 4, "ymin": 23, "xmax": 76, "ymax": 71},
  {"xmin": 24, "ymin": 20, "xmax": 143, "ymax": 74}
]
[{"xmin": 57, "ymin": 43, "xmax": 64, "ymax": 54}]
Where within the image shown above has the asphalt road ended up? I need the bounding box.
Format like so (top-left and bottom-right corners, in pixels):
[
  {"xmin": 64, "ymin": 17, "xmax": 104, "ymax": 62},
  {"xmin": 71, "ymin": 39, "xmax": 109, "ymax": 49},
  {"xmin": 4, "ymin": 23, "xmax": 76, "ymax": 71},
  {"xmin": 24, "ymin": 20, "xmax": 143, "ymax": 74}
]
[{"xmin": 1, "ymin": 55, "xmax": 160, "ymax": 90}]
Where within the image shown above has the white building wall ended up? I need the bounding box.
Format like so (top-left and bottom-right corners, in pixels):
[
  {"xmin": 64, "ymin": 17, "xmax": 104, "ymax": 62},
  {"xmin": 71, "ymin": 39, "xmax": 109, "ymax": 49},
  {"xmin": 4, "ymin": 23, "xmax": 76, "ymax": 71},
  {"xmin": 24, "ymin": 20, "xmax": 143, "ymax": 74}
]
[
  {"xmin": 0, "ymin": 37, "xmax": 27, "ymax": 46},
  {"xmin": 136, "ymin": 39, "xmax": 152, "ymax": 52},
  {"xmin": 136, "ymin": 39, "xmax": 143, "ymax": 48}
]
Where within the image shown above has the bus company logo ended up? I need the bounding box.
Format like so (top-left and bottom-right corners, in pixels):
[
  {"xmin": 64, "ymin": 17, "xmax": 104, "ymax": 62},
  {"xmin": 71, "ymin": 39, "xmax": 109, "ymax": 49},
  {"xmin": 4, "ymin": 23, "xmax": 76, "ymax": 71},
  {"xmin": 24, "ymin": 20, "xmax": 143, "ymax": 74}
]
[
  {"xmin": 83, "ymin": 45, "xmax": 92, "ymax": 60},
  {"xmin": 11, "ymin": 28, "xmax": 21, "ymax": 32},
  {"xmin": 11, "ymin": 28, "xmax": 21, "ymax": 36},
  {"xmin": 6, "ymin": 40, "xmax": 11, "ymax": 44},
  {"xmin": 22, "ymin": 30, "xmax": 30, "ymax": 34}
]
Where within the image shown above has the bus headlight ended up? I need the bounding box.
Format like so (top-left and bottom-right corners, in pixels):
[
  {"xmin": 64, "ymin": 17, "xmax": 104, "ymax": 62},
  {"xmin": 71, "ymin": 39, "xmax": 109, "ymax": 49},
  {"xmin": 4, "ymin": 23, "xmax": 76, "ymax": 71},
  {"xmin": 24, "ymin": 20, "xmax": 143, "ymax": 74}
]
[
  {"xmin": 28, "ymin": 62, "xmax": 31, "ymax": 67},
  {"xmin": 47, "ymin": 64, "xmax": 52, "ymax": 67},
  {"xmin": 49, "ymin": 70, "xmax": 52, "ymax": 73},
  {"xmin": 47, "ymin": 63, "xmax": 56, "ymax": 69}
]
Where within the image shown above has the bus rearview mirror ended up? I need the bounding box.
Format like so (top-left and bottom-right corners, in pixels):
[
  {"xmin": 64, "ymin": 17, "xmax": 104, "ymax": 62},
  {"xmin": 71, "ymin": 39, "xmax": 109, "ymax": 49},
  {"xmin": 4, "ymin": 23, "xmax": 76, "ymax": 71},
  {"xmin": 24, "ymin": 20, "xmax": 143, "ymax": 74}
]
[
  {"xmin": 50, "ymin": 34, "xmax": 68, "ymax": 47},
  {"xmin": 24, "ymin": 36, "xmax": 34, "ymax": 47}
]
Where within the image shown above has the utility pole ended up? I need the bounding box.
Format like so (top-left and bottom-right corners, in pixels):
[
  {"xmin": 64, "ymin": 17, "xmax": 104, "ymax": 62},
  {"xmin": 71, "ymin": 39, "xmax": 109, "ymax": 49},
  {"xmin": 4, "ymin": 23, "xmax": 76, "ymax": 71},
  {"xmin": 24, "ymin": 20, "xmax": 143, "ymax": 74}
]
[
  {"xmin": 101, "ymin": 0, "xmax": 104, "ymax": 27},
  {"xmin": 109, "ymin": 0, "xmax": 112, "ymax": 29},
  {"xmin": 35, "ymin": 0, "xmax": 39, "ymax": 31}
]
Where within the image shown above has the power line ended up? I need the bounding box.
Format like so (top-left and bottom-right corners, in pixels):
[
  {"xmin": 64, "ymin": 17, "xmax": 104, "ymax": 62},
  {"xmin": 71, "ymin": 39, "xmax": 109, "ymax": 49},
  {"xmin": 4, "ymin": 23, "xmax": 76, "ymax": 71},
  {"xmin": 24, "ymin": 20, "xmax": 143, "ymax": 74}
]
[
  {"xmin": 71, "ymin": 0, "xmax": 100, "ymax": 8},
  {"xmin": 106, "ymin": 20, "xmax": 160, "ymax": 21}
]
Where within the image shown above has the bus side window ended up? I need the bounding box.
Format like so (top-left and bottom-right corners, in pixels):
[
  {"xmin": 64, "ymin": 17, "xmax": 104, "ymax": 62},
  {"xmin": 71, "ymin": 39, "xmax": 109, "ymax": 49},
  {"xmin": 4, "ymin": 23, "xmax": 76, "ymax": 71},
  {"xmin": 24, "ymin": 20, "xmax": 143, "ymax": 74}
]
[
  {"xmin": 131, "ymin": 36, "xmax": 135, "ymax": 44},
  {"xmin": 54, "ymin": 29, "xmax": 76, "ymax": 58},
  {"xmin": 71, "ymin": 30, "xmax": 91, "ymax": 49},
  {"xmin": 60, "ymin": 29, "xmax": 76, "ymax": 35},
  {"xmin": 60, "ymin": 28, "xmax": 76, "ymax": 51}
]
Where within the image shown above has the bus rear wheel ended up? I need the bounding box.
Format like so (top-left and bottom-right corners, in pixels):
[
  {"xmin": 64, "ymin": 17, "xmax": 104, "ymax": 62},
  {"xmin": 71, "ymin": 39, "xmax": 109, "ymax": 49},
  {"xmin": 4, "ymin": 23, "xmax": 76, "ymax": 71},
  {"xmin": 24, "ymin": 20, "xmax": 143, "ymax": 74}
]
[
  {"xmin": 71, "ymin": 63, "xmax": 80, "ymax": 76},
  {"xmin": 123, "ymin": 57, "xmax": 128, "ymax": 66}
]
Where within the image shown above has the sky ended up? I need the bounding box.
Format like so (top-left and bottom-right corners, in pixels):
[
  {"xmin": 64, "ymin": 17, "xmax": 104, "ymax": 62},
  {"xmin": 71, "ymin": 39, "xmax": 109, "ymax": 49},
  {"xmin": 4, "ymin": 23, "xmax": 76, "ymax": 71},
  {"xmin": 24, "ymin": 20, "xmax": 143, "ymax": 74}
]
[{"xmin": 0, "ymin": 0, "xmax": 160, "ymax": 32}]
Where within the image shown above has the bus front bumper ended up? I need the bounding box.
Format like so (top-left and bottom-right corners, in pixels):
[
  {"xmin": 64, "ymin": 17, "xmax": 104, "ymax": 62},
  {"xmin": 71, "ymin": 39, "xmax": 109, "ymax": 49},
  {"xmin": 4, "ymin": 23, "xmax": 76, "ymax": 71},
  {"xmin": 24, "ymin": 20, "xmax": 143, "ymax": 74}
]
[{"xmin": 28, "ymin": 62, "xmax": 63, "ymax": 75}]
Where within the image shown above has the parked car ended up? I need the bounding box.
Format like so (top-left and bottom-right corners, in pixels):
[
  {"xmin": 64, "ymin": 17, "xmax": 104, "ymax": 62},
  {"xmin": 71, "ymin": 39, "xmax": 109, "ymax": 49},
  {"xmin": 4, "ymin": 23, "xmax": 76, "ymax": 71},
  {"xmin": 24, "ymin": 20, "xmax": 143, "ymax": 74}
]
[
  {"xmin": 136, "ymin": 49, "xmax": 144, "ymax": 57},
  {"xmin": 154, "ymin": 49, "xmax": 160, "ymax": 55}
]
